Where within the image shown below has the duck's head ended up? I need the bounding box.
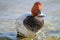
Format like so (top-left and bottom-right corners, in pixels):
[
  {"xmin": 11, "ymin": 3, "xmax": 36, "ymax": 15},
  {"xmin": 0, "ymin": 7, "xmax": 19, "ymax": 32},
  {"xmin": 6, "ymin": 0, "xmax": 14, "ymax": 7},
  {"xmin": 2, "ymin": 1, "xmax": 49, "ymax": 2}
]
[{"xmin": 31, "ymin": 2, "xmax": 44, "ymax": 17}]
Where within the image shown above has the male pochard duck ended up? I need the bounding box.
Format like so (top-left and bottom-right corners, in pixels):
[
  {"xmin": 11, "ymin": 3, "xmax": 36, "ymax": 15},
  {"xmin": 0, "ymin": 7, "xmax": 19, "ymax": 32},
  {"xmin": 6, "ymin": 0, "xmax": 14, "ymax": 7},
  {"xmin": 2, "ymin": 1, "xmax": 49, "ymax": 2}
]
[{"xmin": 16, "ymin": 2, "xmax": 44, "ymax": 38}]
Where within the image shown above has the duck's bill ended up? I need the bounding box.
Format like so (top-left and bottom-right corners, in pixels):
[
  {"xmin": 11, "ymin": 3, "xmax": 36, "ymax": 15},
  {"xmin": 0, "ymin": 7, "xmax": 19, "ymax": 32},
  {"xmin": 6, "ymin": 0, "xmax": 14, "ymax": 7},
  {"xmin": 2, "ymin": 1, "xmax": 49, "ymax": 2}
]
[{"xmin": 39, "ymin": 12, "xmax": 44, "ymax": 17}]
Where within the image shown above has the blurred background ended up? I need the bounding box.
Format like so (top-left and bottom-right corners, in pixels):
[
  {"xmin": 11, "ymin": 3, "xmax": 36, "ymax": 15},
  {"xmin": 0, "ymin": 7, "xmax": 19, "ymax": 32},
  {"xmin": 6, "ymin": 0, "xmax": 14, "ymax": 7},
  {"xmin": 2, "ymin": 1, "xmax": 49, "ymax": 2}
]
[{"xmin": 0, "ymin": 0, "xmax": 60, "ymax": 40}]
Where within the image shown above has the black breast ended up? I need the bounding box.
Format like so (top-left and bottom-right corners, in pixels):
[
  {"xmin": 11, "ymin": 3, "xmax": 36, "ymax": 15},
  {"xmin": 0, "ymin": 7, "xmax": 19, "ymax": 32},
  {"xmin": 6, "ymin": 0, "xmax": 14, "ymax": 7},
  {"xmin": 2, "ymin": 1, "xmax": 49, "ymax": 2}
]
[{"xmin": 23, "ymin": 16, "xmax": 44, "ymax": 32}]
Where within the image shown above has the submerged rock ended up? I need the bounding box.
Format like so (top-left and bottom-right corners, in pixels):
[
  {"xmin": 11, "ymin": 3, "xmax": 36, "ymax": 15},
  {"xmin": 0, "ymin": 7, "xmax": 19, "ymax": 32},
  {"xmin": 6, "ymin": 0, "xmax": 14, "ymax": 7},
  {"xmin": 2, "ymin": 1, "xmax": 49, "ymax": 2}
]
[{"xmin": 0, "ymin": 37, "xmax": 11, "ymax": 40}]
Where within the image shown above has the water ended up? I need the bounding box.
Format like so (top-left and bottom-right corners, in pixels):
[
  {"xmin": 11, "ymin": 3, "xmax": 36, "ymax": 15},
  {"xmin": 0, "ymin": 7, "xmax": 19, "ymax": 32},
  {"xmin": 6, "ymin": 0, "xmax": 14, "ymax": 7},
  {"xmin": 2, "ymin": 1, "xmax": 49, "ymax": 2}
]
[
  {"xmin": 0, "ymin": 0, "xmax": 60, "ymax": 40},
  {"xmin": 0, "ymin": 32, "xmax": 17, "ymax": 40}
]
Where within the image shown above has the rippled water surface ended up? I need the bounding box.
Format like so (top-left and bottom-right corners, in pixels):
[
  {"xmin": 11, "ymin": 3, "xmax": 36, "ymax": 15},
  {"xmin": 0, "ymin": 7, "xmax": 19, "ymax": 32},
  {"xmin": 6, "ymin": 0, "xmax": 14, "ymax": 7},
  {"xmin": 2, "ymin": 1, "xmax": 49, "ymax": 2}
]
[{"xmin": 0, "ymin": 0, "xmax": 60, "ymax": 40}]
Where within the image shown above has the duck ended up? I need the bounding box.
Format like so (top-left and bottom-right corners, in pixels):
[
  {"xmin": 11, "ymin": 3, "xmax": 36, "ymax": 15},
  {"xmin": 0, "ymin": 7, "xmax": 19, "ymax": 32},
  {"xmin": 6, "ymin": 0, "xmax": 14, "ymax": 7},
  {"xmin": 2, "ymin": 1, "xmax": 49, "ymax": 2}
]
[{"xmin": 15, "ymin": 2, "xmax": 44, "ymax": 39}]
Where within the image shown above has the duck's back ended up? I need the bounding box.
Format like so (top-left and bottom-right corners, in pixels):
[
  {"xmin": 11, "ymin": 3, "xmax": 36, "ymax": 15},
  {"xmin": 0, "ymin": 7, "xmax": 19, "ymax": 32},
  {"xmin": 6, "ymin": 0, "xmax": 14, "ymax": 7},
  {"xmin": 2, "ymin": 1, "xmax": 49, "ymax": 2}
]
[
  {"xmin": 16, "ymin": 13, "xmax": 36, "ymax": 36},
  {"xmin": 16, "ymin": 13, "xmax": 44, "ymax": 36}
]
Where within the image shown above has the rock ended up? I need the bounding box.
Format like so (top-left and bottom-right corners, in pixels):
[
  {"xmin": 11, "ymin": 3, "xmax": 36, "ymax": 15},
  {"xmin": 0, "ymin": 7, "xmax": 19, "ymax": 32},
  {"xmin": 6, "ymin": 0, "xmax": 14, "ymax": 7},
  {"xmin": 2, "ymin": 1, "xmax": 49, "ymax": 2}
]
[
  {"xmin": 43, "ymin": 36, "xmax": 57, "ymax": 40},
  {"xmin": 57, "ymin": 37, "xmax": 60, "ymax": 40},
  {"xmin": 0, "ymin": 37, "xmax": 11, "ymax": 40}
]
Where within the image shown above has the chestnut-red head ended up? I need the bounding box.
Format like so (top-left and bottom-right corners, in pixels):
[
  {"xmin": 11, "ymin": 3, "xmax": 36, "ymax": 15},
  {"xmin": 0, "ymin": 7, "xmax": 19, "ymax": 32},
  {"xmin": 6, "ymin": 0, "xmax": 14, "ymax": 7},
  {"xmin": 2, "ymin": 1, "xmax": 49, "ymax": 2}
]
[{"xmin": 31, "ymin": 2, "xmax": 44, "ymax": 17}]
